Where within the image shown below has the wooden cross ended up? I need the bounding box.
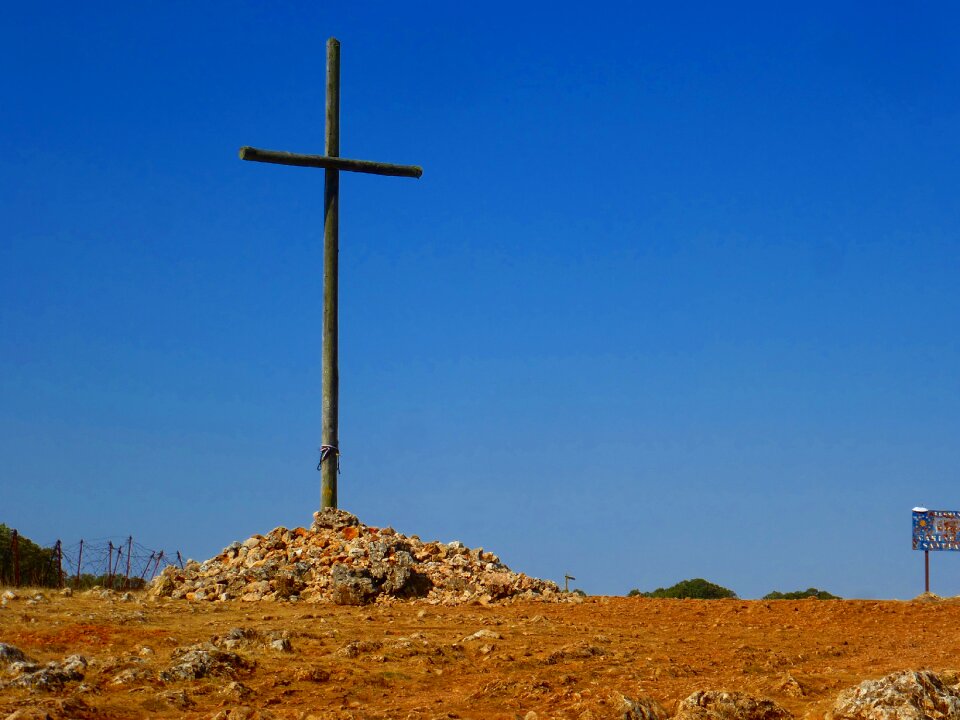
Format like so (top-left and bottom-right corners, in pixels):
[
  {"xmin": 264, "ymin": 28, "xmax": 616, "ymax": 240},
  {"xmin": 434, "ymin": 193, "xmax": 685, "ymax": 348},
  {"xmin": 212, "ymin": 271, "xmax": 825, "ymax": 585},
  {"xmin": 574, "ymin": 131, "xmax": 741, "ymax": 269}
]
[{"xmin": 239, "ymin": 38, "xmax": 422, "ymax": 510}]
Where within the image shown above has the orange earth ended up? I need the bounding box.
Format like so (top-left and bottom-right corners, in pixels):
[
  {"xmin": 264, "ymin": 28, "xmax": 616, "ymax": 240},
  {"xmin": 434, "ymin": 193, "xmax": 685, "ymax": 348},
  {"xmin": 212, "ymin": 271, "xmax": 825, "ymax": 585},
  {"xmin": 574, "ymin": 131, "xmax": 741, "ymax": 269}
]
[{"xmin": 0, "ymin": 592, "xmax": 957, "ymax": 719}]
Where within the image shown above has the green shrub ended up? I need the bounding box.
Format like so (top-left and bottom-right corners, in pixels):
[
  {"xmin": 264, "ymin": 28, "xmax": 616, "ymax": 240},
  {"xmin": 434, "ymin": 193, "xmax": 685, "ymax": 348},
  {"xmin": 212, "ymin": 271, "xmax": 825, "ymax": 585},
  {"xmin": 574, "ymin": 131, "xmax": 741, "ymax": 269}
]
[
  {"xmin": 0, "ymin": 524, "xmax": 61, "ymax": 587},
  {"xmin": 71, "ymin": 573, "xmax": 147, "ymax": 591},
  {"xmin": 763, "ymin": 588, "xmax": 840, "ymax": 600},
  {"xmin": 628, "ymin": 578, "xmax": 737, "ymax": 599}
]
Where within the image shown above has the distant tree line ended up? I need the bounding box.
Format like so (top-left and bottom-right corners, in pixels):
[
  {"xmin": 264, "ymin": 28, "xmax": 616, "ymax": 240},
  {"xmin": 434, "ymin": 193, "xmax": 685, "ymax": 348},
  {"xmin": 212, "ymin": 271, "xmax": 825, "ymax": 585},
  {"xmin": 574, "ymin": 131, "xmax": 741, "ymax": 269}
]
[
  {"xmin": 0, "ymin": 524, "xmax": 59, "ymax": 587},
  {"xmin": 72, "ymin": 573, "xmax": 146, "ymax": 591},
  {"xmin": 762, "ymin": 587, "xmax": 840, "ymax": 600},
  {"xmin": 628, "ymin": 578, "xmax": 841, "ymax": 600},
  {"xmin": 0, "ymin": 525, "xmax": 149, "ymax": 590}
]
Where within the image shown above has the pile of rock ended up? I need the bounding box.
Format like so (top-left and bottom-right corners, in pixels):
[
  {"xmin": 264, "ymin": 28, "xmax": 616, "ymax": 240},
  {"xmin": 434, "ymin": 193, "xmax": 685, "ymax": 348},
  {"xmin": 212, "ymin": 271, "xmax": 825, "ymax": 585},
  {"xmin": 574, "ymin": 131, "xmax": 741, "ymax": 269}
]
[{"xmin": 150, "ymin": 509, "xmax": 561, "ymax": 605}]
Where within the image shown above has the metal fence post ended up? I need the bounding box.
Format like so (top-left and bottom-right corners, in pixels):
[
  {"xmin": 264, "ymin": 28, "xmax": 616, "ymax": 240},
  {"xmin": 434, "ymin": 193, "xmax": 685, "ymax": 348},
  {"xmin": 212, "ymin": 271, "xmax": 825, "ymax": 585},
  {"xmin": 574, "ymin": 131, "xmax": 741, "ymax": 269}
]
[
  {"xmin": 12, "ymin": 530, "xmax": 20, "ymax": 588},
  {"xmin": 55, "ymin": 540, "xmax": 63, "ymax": 589}
]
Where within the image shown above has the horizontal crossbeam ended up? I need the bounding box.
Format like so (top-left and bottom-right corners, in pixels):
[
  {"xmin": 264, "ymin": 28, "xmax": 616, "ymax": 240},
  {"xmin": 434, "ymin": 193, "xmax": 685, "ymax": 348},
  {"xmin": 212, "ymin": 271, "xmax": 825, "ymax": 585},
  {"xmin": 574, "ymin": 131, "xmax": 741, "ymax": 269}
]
[{"xmin": 239, "ymin": 146, "xmax": 422, "ymax": 179}]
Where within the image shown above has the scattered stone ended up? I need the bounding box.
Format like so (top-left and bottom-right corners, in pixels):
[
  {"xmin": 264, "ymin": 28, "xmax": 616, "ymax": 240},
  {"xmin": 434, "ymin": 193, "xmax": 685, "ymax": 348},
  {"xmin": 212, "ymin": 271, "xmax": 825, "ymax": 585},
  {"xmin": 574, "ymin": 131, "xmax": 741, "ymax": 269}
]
[
  {"xmin": 294, "ymin": 667, "xmax": 331, "ymax": 682},
  {"xmin": 3, "ymin": 710, "xmax": 53, "ymax": 720},
  {"xmin": 158, "ymin": 688, "xmax": 195, "ymax": 709},
  {"xmin": 1, "ymin": 590, "xmax": 17, "ymax": 601},
  {"xmin": 159, "ymin": 644, "xmax": 254, "ymax": 682},
  {"xmin": 221, "ymin": 680, "xmax": 254, "ymax": 701},
  {"xmin": 59, "ymin": 587, "xmax": 72, "ymax": 598},
  {"xmin": 619, "ymin": 693, "xmax": 669, "ymax": 720},
  {"xmin": 212, "ymin": 627, "xmax": 292, "ymax": 656},
  {"xmin": 3, "ymin": 655, "xmax": 88, "ymax": 691},
  {"xmin": 462, "ymin": 629, "xmax": 503, "ymax": 642},
  {"xmin": 110, "ymin": 667, "xmax": 150, "ymax": 685},
  {"xmin": 216, "ymin": 627, "xmax": 261, "ymax": 650},
  {"xmin": 778, "ymin": 673, "xmax": 806, "ymax": 697},
  {"xmin": 828, "ymin": 670, "xmax": 960, "ymax": 720},
  {"xmin": 545, "ymin": 642, "xmax": 606, "ymax": 664},
  {"xmin": 0, "ymin": 643, "xmax": 30, "ymax": 666},
  {"xmin": 335, "ymin": 640, "xmax": 383, "ymax": 658},
  {"xmin": 674, "ymin": 691, "xmax": 793, "ymax": 720},
  {"xmin": 211, "ymin": 707, "xmax": 267, "ymax": 720},
  {"xmin": 269, "ymin": 637, "xmax": 292, "ymax": 652},
  {"xmin": 150, "ymin": 509, "xmax": 560, "ymax": 605}
]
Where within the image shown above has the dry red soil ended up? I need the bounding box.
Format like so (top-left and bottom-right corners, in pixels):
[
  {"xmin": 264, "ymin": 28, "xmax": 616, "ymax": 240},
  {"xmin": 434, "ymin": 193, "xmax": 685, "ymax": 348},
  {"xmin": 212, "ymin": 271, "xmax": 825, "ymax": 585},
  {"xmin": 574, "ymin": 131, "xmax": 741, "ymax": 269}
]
[{"xmin": 1, "ymin": 593, "xmax": 958, "ymax": 719}]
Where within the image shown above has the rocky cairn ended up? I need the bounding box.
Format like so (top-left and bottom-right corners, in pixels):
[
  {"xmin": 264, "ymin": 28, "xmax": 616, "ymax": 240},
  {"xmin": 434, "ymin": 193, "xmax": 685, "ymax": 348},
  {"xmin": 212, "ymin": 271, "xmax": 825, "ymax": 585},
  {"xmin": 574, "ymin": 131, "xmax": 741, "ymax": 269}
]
[{"xmin": 150, "ymin": 509, "xmax": 560, "ymax": 605}]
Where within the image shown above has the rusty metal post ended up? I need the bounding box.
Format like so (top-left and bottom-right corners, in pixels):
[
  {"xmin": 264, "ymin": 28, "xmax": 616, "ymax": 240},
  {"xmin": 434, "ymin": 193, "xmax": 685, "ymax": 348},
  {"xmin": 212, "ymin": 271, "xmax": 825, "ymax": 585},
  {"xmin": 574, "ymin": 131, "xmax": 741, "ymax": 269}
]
[
  {"xmin": 125, "ymin": 536, "xmax": 132, "ymax": 589},
  {"xmin": 12, "ymin": 530, "xmax": 20, "ymax": 588},
  {"xmin": 113, "ymin": 547, "xmax": 123, "ymax": 589},
  {"xmin": 925, "ymin": 550, "xmax": 930, "ymax": 593},
  {"xmin": 75, "ymin": 539, "xmax": 83, "ymax": 588},
  {"xmin": 139, "ymin": 552, "xmax": 154, "ymax": 580},
  {"xmin": 55, "ymin": 540, "xmax": 63, "ymax": 589}
]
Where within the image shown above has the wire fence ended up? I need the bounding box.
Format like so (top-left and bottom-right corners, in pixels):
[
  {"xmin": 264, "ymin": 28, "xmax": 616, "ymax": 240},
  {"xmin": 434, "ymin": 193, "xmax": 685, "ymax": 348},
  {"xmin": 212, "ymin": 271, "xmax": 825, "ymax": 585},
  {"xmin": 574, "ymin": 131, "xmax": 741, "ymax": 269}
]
[{"xmin": 0, "ymin": 527, "xmax": 184, "ymax": 590}]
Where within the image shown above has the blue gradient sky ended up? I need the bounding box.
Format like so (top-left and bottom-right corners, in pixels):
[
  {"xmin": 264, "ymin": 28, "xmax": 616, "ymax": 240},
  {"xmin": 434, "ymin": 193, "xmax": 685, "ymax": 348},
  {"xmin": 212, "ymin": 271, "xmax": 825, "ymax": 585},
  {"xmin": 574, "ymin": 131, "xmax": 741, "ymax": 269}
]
[{"xmin": 2, "ymin": 2, "xmax": 958, "ymax": 598}]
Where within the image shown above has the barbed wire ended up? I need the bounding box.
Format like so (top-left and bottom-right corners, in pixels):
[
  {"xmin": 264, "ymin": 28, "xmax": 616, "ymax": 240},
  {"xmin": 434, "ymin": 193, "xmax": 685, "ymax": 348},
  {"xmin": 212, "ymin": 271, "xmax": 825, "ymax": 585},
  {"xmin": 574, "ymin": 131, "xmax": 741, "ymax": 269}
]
[{"xmin": 0, "ymin": 530, "xmax": 183, "ymax": 590}]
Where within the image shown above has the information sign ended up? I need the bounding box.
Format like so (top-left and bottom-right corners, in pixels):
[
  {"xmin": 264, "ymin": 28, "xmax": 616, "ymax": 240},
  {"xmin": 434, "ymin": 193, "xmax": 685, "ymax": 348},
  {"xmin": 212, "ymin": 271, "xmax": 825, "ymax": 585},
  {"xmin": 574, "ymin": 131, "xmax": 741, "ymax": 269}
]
[{"xmin": 912, "ymin": 508, "xmax": 960, "ymax": 551}]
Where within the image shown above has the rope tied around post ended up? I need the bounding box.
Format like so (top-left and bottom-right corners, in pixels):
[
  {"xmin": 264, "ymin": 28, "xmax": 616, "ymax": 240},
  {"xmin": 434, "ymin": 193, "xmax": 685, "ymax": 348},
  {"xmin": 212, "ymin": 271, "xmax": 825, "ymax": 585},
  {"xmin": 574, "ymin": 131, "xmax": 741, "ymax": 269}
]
[{"xmin": 318, "ymin": 445, "xmax": 340, "ymax": 474}]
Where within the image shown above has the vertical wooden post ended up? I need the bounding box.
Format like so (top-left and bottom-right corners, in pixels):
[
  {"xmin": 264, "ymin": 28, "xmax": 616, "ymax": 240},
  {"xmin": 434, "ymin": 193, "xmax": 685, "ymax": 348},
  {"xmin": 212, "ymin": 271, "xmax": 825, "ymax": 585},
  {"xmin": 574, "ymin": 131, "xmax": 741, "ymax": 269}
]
[
  {"xmin": 107, "ymin": 541, "xmax": 113, "ymax": 588},
  {"xmin": 56, "ymin": 540, "xmax": 63, "ymax": 589},
  {"xmin": 75, "ymin": 539, "xmax": 83, "ymax": 588},
  {"xmin": 925, "ymin": 550, "xmax": 930, "ymax": 593},
  {"xmin": 321, "ymin": 36, "xmax": 341, "ymax": 510},
  {"xmin": 176, "ymin": 551, "xmax": 184, "ymax": 570},
  {"xmin": 11, "ymin": 530, "xmax": 20, "ymax": 588}
]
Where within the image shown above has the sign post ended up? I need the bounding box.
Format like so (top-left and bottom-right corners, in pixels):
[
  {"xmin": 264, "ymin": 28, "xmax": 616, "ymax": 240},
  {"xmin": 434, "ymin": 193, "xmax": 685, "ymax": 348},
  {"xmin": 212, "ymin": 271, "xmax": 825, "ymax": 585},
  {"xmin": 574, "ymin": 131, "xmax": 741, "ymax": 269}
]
[{"xmin": 912, "ymin": 507, "xmax": 960, "ymax": 594}]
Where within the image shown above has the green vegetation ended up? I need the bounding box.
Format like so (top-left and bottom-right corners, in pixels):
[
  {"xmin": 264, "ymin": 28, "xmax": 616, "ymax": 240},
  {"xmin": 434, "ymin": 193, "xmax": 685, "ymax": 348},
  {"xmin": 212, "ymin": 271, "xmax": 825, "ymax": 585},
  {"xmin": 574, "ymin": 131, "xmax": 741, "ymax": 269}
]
[
  {"xmin": 73, "ymin": 574, "xmax": 147, "ymax": 591},
  {"xmin": 763, "ymin": 588, "xmax": 841, "ymax": 600},
  {"xmin": 628, "ymin": 578, "xmax": 738, "ymax": 599},
  {"xmin": 1, "ymin": 525, "xmax": 148, "ymax": 590},
  {"xmin": 0, "ymin": 524, "xmax": 59, "ymax": 587}
]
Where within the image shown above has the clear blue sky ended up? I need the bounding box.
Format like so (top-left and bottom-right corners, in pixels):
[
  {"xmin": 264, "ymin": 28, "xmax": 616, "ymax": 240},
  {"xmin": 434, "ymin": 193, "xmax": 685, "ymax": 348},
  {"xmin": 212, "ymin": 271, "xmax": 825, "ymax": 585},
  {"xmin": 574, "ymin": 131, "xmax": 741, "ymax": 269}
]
[{"xmin": 2, "ymin": 2, "xmax": 958, "ymax": 599}]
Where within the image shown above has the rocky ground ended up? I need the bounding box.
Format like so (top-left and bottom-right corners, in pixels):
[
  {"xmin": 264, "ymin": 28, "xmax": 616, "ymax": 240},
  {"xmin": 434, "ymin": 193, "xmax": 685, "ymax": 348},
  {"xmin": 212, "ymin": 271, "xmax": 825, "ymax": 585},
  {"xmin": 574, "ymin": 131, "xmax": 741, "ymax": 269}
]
[
  {"xmin": 2, "ymin": 513, "xmax": 960, "ymax": 719},
  {"xmin": 2, "ymin": 588, "xmax": 960, "ymax": 719}
]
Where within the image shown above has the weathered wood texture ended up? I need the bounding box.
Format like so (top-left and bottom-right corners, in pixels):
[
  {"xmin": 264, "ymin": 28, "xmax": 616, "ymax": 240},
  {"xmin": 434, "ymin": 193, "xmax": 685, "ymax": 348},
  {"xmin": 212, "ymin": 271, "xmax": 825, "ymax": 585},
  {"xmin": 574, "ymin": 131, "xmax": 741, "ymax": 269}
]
[
  {"xmin": 239, "ymin": 147, "xmax": 422, "ymax": 179},
  {"xmin": 321, "ymin": 37, "xmax": 341, "ymax": 511},
  {"xmin": 240, "ymin": 37, "xmax": 422, "ymax": 512}
]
